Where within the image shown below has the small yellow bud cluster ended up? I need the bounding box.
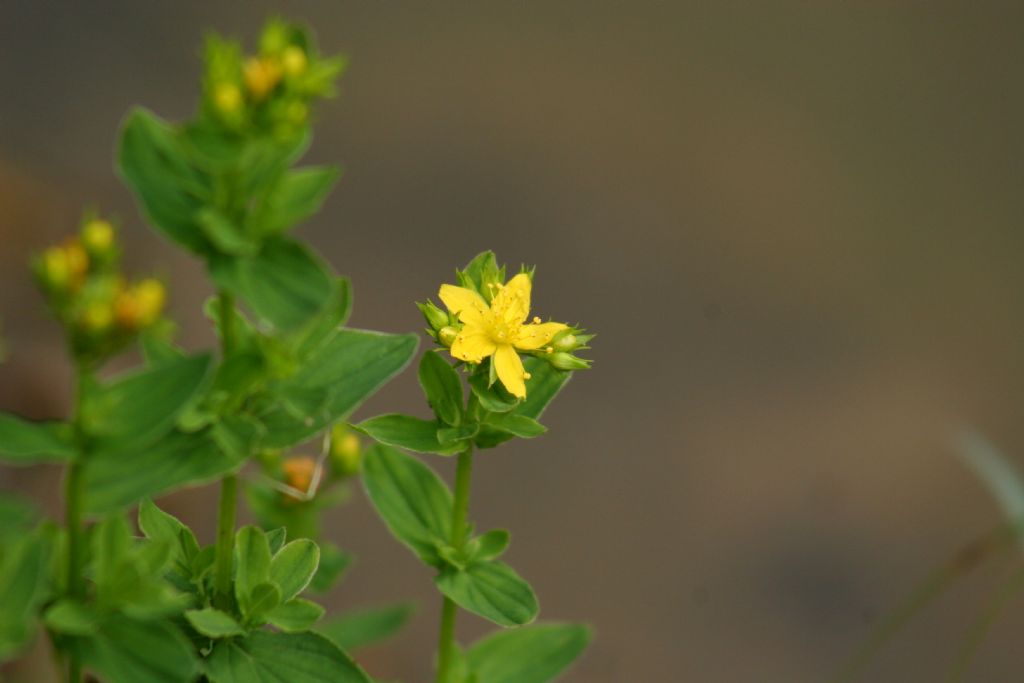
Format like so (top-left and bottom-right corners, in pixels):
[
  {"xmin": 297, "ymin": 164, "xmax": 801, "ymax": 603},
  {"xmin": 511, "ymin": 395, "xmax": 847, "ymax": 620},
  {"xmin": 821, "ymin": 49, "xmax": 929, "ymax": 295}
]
[
  {"xmin": 34, "ymin": 213, "xmax": 168, "ymax": 363},
  {"xmin": 206, "ymin": 19, "xmax": 341, "ymax": 140}
]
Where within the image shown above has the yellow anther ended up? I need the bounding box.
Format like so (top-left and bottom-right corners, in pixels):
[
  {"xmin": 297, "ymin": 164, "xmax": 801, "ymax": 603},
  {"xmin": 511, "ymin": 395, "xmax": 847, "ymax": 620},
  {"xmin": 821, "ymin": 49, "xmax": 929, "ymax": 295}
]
[
  {"xmin": 545, "ymin": 346, "xmax": 554, "ymax": 354},
  {"xmin": 533, "ymin": 316, "xmax": 542, "ymax": 324},
  {"xmin": 523, "ymin": 372, "xmax": 532, "ymax": 379}
]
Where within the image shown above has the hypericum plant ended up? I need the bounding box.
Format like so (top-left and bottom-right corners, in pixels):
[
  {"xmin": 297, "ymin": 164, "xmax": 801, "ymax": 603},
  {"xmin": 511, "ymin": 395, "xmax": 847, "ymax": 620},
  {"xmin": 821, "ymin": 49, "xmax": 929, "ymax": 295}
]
[{"xmin": 0, "ymin": 17, "xmax": 594, "ymax": 683}]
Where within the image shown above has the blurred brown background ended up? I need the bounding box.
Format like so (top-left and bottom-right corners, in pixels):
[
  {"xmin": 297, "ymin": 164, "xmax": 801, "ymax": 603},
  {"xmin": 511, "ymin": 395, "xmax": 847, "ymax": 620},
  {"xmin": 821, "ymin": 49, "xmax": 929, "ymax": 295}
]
[{"xmin": 3, "ymin": 1, "xmax": 1024, "ymax": 681}]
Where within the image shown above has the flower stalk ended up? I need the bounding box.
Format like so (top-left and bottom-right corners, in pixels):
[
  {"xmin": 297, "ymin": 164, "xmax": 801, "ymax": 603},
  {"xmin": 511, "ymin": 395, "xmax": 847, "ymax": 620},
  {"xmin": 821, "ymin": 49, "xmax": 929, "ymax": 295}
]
[{"xmin": 435, "ymin": 446, "xmax": 474, "ymax": 683}]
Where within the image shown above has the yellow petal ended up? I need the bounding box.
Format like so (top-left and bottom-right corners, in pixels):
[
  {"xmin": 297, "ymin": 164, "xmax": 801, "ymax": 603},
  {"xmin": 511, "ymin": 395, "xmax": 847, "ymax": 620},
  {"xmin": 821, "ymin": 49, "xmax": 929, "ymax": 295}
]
[
  {"xmin": 514, "ymin": 322, "xmax": 568, "ymax": 350},
  {"xmin": 439, "ymin": 284, "xmax": 487, "ymax": 324},
  {"xmin": 491, "ymin": 273, "xmax": 531, "ymax": 324},
  {"xmin": 493, "ymin": 344, "xmax": 526, "ymax": 398},
  {"xmin": 451, "ymin": 326, "xmax": 497, "ymax": 363}
]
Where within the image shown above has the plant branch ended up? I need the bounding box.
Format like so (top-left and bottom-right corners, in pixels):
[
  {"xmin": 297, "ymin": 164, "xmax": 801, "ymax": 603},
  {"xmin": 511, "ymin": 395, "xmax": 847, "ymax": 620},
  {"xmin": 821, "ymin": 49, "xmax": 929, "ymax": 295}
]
[{"xmin": 435, "ymin": 446, "xmax": 474, "ymax": 683}]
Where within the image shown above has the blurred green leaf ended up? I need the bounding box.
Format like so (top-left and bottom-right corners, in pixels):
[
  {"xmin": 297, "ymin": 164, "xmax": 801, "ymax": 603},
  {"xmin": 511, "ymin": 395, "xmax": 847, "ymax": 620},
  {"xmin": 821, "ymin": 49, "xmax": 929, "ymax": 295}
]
[
  {"xmin": 0, "ymin": 413, "xmax": 75, "ymax": 465},
  {"xmin": 80, "ymin": 615, "xmax": 199, "ymax": 683},
  {"xmin": 186, "ymin": 608, "xmax": 245, "ymax": 638},
  {"xmin": 205, "ymin": 630, "xmax": 371, "ymax": 683},
  {"xmin": 118, "ymin": 108, "xmax": 211, "ymax": 254},
  {"xmin": 235, "ymin": 526, "xmax": 272, "ymax": 612},
  {"xmin": 253, "ymin": 166, "xmax": 340, "ymax": 236},
  {"xmin": 265, "ymin": 598, "xmax": 325, "ymax": 633},
  {"xmin": 318, "ymin": 602, "xmax": 416, "ymax": 651},
  {"xmin": 466, "ymin": 623, "xmax": 592, "ymax": 683}
]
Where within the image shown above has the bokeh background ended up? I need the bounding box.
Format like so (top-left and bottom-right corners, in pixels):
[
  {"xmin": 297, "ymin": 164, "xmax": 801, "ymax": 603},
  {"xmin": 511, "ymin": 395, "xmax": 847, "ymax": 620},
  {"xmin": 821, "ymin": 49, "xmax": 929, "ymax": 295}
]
[{"xmin": 3, "ymin": 2, "xmax": 1024, "ymax": 681}]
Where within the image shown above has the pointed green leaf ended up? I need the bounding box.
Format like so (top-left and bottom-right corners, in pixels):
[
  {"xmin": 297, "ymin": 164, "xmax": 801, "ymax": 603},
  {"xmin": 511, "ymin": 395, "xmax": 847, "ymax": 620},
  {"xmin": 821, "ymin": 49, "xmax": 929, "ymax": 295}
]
[
  {"xmin": 467, "ymin": 623, "xmax": 592, "ymax": 683},
  {"xmin": 81, "ymin": 615, "xmax": 199, "ymax": 683},
  {"xmin": 270, "ymin": 539, "xmax": 320, "ymax": 602},
  {"xmin": 118, "ymin": 108, "xmax": 212, "ymax": 254},
  {"xmin": 0, "ymin": 532, "xmax": 51, "ymax": 661},
  {"xmin": 235, "ymin": 526, "xmax": 271, "ymax": 609},
  {"xmin": 43, "ymin": 600, "xmax": 100, "ymax": 636},
  {"xmin": 0, "ymin": 413, "xmax": 75, "ymax": 465},
  {"xmin": 319, "ymin": 602, "xmax": 416, "ymax": 651},
  {"xmin": 361, "ymin": 444, "xmax": 453, "ymax": 566},
  {"xmin": 186, "ymin": 608, "xmax": 245, "ymax": 638},
  {"xmin": 253, "ymin": 166, "xmax": 340, "ymax": 235},
  {"xmin": 436, "ymin": 561, "xmax": 538, "ymax": 627},
  {"xmin": 266, "ymin": 598, "xmax": 325, "ymax": 633},
  {"xmin": 357, "ymin": 414, "xmax": 463, "ymax": 456},
  {"xmin": 259, "ymin": 330, "xmax": 419, "ymax": 449},
  {"xmin": 418, "ymin": 351, "xmax": 464, "ymax": 426},
  {"xmin": 482, "ymin": 413, "xmax": 546, "ymax": 439},
  {"xmin": 210, "ymin": 237, "xmax": 333, "ymax": 331},
  {"xmin": 205, "ymin": 630, "xmax": 372, "ymax": 683},
  {"xmin": 245, "ymin": 582, "xmax": 282, "ymax": 621}
]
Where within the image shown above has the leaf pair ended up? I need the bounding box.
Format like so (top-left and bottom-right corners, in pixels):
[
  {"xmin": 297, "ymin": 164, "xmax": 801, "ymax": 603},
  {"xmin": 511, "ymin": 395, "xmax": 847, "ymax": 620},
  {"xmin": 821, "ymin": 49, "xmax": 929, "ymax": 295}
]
[{"xmin": 361, "ymin": 444, "xmax": 538, "ymax": 627}]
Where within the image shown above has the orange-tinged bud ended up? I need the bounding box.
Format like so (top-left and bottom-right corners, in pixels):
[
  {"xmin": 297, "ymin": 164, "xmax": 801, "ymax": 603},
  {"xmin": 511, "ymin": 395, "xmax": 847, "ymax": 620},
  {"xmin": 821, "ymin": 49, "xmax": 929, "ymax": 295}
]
[
  {"xmin": 244, "ymin": 56, "xmax": 283, "ymax": 101},
  {"xmin": 283, "ymin": 456, "xmax": 317, "ymax": 494},
  {"xmin": 64, "ymin": 241, "xmax": 89, "ymax": 282}
]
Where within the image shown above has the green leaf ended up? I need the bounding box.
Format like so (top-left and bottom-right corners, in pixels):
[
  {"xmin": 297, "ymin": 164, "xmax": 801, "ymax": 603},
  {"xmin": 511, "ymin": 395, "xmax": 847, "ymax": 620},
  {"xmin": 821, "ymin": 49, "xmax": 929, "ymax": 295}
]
[
  {"xmin": 118, "ymin": 108, "xmax": 211, "ymax": 254},
  {"xmin": 361, "ymin": 444, "xmax": 453, "ymax": 565},
  {"xmin": 83, "ymin": 353, "xmax": 212, "ymax": 455},
  {"xmin": 438, "ymin": 423, "xmax": 479, "ymax": 446},
  {"xmin": 198, "ymin": 207, "xmax": 258, "ymax": 256},
  {"xmin": 80, "ymin": 615, "xmax": 199, "ymax": 683},
  {"xmin": 357, "ymin": 414, "xmax": 463, "ymax": 456},
  {"xmin": 0, "ymin": 495, "xmax": 38, "ymax": 542},
  {"xmin": 270, "ymin": 539, "xmax": 320, "ymax": 602},
  {"xmin": 467, "ymin": 623, "xmax": 592, "ymax": 683},
  {"xmin": 292, "ymin": 277, "xmax": 353, "ymax": 359},
  {"xmin": 186, "ymin": 608, "xmax": 245, "ymax": 638},
  {"xmin": 266, "ymin": 598, "xmax": 325, "ymax": 633},
  {"xmin": 246, "ymin": 582, "xmax": 282, "ymax": 621},
  {"xmin": 475, "ymin": 359, "xmax": 569, "ymax": 449},
  {"xmin": 205, "ymin": 630, "xmax": 372, "ymax": 683},
  {"xmin": 43, "ymin": 600, "xmax": 100, "ymax": 636},
  {"xmin": 468, "ymin": 373, "xmax": 517, "ymax": 413},
  {"xmin": 0, "ymin": 532, "xmax": 50, "ymax": 661},
  {"xmin": 92, "ymin": 515, "xmax": 133, "ymax": 592},
  {"xmin": 419, "ymin": 351, "xmax": 464, "ymax": 426},
  {"xmin": 482, "ymin": 413, "xmax": 546, "ymax": 439},
  {"xmin": 235, "ymin": 526, "xmax": 272, "ymax": 609},
  {"xmin": 253, "ymin": 166, "xmax": 340, "ymax": 235},
  {"xmin": 210, "ymin": 237, "xmax": 333, "ymax": 331},
  {"xmin": 436, "ymin": 561, "xmax": 539, "ymax": 627},
  {"xmin": 318, "ymin": 602, "xmax": 416, "ymax": 651},
  {"xmin": 0, "ymin": 412, "xmax": 76, "ymax": 465},
  {"xmin": 266, "ymin": 527, "xmax": 288, "ymax": 555},
  {"xmin": 84, "ymin": 428, "xmax": 243, "ymax": 514},
  {"xmin": 469, "ymin": 530, "xmax": 510, "ymax": 562},
  {"xmin": 138, "ymin": 499, "xmax": 200, "ymax": 565},
  {"xmin": 259, "ymin": 329, "xmax": 419, "ymax": 449}
]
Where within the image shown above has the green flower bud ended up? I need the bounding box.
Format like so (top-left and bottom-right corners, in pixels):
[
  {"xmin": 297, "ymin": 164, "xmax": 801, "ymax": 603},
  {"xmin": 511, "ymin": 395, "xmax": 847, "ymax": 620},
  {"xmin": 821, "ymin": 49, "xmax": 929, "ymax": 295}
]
[
  {"xmin": 438, "ymin": 326, "xmax": 458, "ymax": 348},
  {"xmin": 548, "ymin": 351, "xmax": 591, "ymax": 371},
  {"xmin": 330, "ymin": 423, "xmax": 362, "ymax": 476},
  {"xmin": 81, "ymin": 219, "xmax": 115, "ymax": 256},
  {"xmin": 417, "ymin": 300, "xmax": 449, "ymax": 332},
  {"xmin": 552, "ymin": 332, "xmax": 577, "ymax": 352}
]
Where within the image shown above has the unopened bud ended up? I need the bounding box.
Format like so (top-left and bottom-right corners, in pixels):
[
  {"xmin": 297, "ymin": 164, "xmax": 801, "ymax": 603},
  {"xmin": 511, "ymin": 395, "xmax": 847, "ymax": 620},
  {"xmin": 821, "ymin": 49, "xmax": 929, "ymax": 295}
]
[
  {"xmin": 80, "ymin": 301, "xmax": 114, "ymax": 334},
  {"xmin": 64, "ymin": 242, "xmax": 89, "ymax": 282},
  {"xmin": 548, "ymin": 351, "xmax": 591, "ymax": 371},
  {"xmin": 81, "ymin": 219, "xmax": 115, "ymax": 256},
  {"xmin": 438, "ymin": 326, "xmax": 458, "ymax": 348},
  {"xmin": 417, "ymin": 300, "xmax": 449, "ymax": 331},
  {"xmin": 551, "ymin": 330, "xmax": 578, "ymax": 352},
  {"xmin": 134, "ymin": 279, "xmax": 166, "ymax": 327},
  {"xmin": 244, "ymin": 56, "xmax": 283, "ymax": 101},
  {"xmin": 330, "ymin": 424, "xmax": 362, "ymax": 476},
  {"xmin": 213, "ymin": 82, "xmax": 243, "ymax": 115},
  {"xmin": 282, "ymin": 46, "xmax": 308, "ymax": 78},
  {"xmin": 282, "ymin": 456, "xmax": 317, "ymax": 495},
  {"xmin": 39, "ymin": 247, "xmax": 71, "ymax": 290}
]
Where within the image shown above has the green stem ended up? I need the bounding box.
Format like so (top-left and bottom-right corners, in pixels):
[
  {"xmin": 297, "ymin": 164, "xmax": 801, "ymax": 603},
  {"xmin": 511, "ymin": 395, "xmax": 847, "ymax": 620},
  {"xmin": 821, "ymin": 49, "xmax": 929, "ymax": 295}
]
[
  {"xmin": 65, "ymin": 364, "xmax": 92, "ymax": 683},
  {"xmin": 213, "ymin": 290, "xmax": 238, "ymax": 609},
  {"xmin": 435, "ymin": 447, "xmax": 474, "ymax": 683}
]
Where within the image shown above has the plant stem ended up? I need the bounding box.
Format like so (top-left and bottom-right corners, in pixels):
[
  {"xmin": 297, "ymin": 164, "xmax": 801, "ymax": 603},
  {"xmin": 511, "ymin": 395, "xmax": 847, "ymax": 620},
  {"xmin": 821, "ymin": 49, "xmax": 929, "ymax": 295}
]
[
  {"xmin": 213, "ymin": 290, "xmax": 238, "ymax": 609},
  {"xmin": 435, "ymin": 446, "xmax": 474, "ymax": 683},
  {"xmin": 65, "ymin": 363, "xmax": 92, "ymax": 683}
]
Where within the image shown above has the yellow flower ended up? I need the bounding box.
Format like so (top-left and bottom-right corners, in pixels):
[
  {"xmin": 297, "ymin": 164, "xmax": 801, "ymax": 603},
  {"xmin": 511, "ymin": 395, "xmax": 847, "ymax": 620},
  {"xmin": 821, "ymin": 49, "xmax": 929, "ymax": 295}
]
[{"xmin": 439, "ymin": 273, "xmax": 567, "ymax": 399}]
